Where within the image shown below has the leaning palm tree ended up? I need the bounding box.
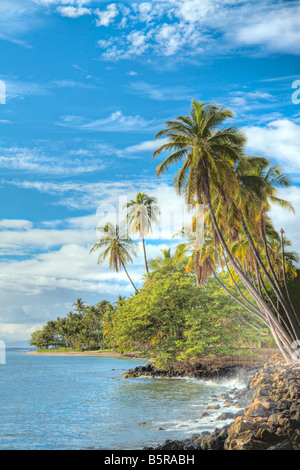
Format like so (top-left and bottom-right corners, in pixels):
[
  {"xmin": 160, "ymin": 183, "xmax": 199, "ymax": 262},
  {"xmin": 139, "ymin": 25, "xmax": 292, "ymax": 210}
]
[
  {"xmin": 125, "ymin": 192, "xmax": 159, "ymax": 273},
  {"xmin": 154, "ymin": 99, "xmax": 299, "ymax": 364},
  {"xmin": 90, "ymin": 223, "xmax": 139, "ymax": 294}
]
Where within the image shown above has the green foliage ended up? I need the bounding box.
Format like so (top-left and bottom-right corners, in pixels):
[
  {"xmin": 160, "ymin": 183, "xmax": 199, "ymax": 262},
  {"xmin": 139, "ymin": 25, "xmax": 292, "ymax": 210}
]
[
  {"xmin": 110, "ymin": 258, "xmax": 267, "ymax": 367},
  {"xmin": 30, "ymin": 298, "xmax": 115, "ymax": 350},
  {"xmin": 30, "ymin": 257, "xmax": 272, "ymax": 367}
]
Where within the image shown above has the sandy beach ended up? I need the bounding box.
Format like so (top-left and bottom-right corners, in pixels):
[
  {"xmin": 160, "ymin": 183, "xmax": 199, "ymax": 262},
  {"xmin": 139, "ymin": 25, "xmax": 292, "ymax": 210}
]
[{"xmin": 26, "ymin": 350, "xmax": 124, "ymax": 357}]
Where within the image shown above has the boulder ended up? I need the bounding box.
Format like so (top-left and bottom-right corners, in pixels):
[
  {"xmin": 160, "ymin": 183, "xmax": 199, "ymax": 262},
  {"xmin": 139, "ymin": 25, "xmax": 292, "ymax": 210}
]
[
  {"xmin": 244, "ymin": 399, "xmax": 275, "ymax": 418},
  {"xmin": 215, "ymin": 412, "xmax": 236, "ymax": 421},
  {"xmin": 227, "ymin": 437, "xmax": 269, "ymax": 450}
]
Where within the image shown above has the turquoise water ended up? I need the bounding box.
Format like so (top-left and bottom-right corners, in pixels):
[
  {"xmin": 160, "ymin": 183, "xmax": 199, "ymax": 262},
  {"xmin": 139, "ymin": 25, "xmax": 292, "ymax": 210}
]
[{"xmin": 0, "ymin": 351, "xmax": 245, "ymax": 450}]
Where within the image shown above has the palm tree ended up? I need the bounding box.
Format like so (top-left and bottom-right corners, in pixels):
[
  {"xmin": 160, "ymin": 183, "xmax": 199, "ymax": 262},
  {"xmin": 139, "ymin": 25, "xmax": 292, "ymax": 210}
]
[
  {"xmin": 90, "ymin": 222, "xmax": 139, "ymax": 294},
  {"xmin": 72, "ymin": 298, "xmax": 86, "ymax": 319},
  {"xmin": 149, "ymin": 248, "xmax": 173, "ymax": 270},
  {"xmin": 154, "ymin": 99, "xmax": 298, "ymax": 363},
  {"xmin": 125, "ymin": 192, "xmax": 159, "ymax": 273}
]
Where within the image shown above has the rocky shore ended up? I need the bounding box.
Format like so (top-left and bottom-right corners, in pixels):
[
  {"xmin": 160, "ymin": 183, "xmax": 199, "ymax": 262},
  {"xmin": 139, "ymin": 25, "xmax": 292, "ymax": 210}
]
[
  {"xmin": 124, "ymin": 360, "xmax": 258, "ymax": 381},
  {"xmin": 139, "ymin": 355, "xmax": 300, "ymax": 450}
]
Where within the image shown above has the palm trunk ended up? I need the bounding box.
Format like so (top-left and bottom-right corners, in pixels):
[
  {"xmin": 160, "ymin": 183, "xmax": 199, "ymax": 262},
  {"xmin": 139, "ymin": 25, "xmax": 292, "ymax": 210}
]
[
  {"xmin": 142, "ymin": 238, "xmax": 149, "ymax": 273},
  {"xmin": 241, "ymin": 213, "xmax": 300, "ymax": 339},
  {"xmin": 280, "ymin": 228, "xmax": 299, "ymax": 325},
  {"xmin": 200, "ymin": 172, "xmax": 295, "ymax": 363},
  {"xmin": 121, "ymin": 260, "xmax": 139, "ymax": 294}
]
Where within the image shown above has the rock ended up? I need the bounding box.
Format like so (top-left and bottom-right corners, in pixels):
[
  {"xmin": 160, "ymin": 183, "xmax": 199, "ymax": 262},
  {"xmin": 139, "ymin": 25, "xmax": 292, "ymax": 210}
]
[
  {"xmin": 190, "ymin": 434, "xmax": 202, "ymax": 443},
  {"xmin": 200, "ymin": 433, "xmax": 224, "ymax": 450},
  {"xmin": 289, "ymin": 383, "xmax": 300, "ymax": 400},
  {"xmin": 157, "ymin": 440, "xmax": 185, "ymax": 450},
  {"xmin": 220, "ymin": 393, "xmax": 230, "ymax": 400},
  {"xmin": 199, "ymin": 412, "xmax": 210, "ymax": 418},
  {"xmin": 276, "ymin": 399, "xmax": 292, "ymax": 411},
  {"xmin": 215, "ymin": 412, "xmax": 236, "ymax": 421},
  {"xmin": 140, "ymin": 357, "xmax": 300, "ymax": 451},
  {"xmin": 244, "ymin": 399, "xmax": 275, "ymax": 418},
  {"xmin": 254, "ymin": 428, "xmax": 282, "ymax": 445},
  {"xmin": 206, "ymin": 404, "xmax": 221, "ymax": 410},
  {"xmin": 227, "ymin": 437, "xmax": 270, "ymax": 450},
  {"xmin": 267, "ymin": 441, "xmax": 294, "ymax": 450},
  {"xmin": 252, "ymin": 385, "xmax": 273, "ymax": 400}
]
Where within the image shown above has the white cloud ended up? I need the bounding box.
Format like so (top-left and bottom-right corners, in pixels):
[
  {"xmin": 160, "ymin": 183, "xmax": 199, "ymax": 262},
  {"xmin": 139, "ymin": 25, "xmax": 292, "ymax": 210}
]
[
  {"xmin": 0, "ymin": 219, "xmax": 33, "ymax": 230},
  {"xmin": 56, "ymin": 6, "xmax": 92, "ymax": 17},
  {"xmin": 1, "ymin": 0, "xmax": 299, "ymax": 58},
  {"xmin": 0, "ymin": 177, "xmax": 299, "ymax": 342},
  {"xmin": 235, "ymin": 4, "xmax": 300, "ymax": 55},
  {"xmin": 0, "ymin": 0, "xmax": 41, "ymax": 45},
  {"xmin": 245, "ymin": 119, "xmax": 300, "ymax": 174},
  {"xmin": 95, "ymin": 3, "xmax": 119, "ymax": 27},
  {"xmin": 95, "ymin": 1, "xmax": 300, "ymax": 60},
  {"xmin": 125, "ymin": 138, "xmax": 169, "ymax": 153},
  {"xmin": 58, "ymin": 110, "xmax": 153, "ymax": 132},
  {"xmin": 4, "ymin": 78, "xmax": 49, "ymax": 100},
  {"xmin": 0, "ymin": 145, "xmax": 106, "ymax": 175},
  {"xmin": 34, "ymin": 0, "xmax": 91, "ymax": 6}
]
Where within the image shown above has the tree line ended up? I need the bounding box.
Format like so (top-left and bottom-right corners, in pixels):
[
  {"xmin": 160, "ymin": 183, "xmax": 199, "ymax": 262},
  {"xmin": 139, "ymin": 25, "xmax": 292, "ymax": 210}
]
[
  {"xmin": 31, "ymin": 100, "xmax": 300, "ymax": 365},
  {"xmin": 30, "ymin": 253, "xmax": 275, "ymax": 366}
]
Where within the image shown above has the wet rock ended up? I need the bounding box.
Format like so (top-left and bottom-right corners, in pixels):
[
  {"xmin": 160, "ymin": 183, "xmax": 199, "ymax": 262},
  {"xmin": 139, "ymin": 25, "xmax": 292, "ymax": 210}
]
[
  {"xmin": 206, "ymin": 404, "xmax": 221, "ymax": 410},
  {"xmin": 199, "ymin": 412, "xmax": 210, "ymax": 418}
]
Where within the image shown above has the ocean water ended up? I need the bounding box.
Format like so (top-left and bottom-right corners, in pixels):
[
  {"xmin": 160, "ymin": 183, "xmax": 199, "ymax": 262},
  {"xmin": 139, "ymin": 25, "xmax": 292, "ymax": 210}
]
[{"xmin": 0, "ymin": 350, "xmax": 247, "ymax": 450}]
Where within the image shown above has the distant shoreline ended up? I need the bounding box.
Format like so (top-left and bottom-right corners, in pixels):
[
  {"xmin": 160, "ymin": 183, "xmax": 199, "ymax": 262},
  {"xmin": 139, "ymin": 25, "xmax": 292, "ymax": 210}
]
[{"xmin": 27, "ymin": 350, "xmax": 128, "ymax": 357}]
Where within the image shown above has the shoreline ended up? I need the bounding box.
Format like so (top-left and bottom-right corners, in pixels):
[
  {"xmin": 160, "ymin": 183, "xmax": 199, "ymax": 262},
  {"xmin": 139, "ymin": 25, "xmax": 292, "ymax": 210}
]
[
  {"xmin": 26, "ymin": 350, "xmax": 142, "ymax": 358},
  {"xmin": 142, "ymin": 354, "xmax": 300, "ymax": 450}
]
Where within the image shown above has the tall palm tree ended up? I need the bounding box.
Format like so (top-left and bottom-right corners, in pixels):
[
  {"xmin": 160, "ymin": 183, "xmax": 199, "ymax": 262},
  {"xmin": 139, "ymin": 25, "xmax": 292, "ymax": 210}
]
[
  {"xmin": 154, "ymin": 99, "xmax": 298, "ymax": 363},
  {"xmin": 90, "ymin": 222, "xmax": 139, "ymax": 294},
  {"xmin": 125, "ymin": 192, "xmax": 159, "ymax": 273},
  {"xmin": 72, "ymin": 298, "xmax": 86, "ymax": 319}
]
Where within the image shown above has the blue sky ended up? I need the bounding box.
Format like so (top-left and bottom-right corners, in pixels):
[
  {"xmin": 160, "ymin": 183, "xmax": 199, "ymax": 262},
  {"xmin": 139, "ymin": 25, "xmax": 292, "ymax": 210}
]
[{"xmin": 0, "ymin": 0, "xmax": 300, "ymax": 343}]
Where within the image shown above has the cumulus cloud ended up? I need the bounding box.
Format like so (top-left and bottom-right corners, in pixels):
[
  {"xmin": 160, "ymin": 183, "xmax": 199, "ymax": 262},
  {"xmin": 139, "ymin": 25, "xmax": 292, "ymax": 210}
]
[
  {"xmin": 56, "ymin": 6, "xmax": 92, "ymax": 18},
  {"xmin": 95, "ymin": 3, "xmax": 119, "ymax": 27},
  {"xmin": 245, "ymin": 119, "xmax": 300, "ymax": 174},
  {"xmin": 0, "ymin": 179, "xmax": 183, "ymax": 342},
  {"xmin": 95, "ymin": 0, "xmax": 300, "ymax": 60},
  {"xmin": 0, "ymin": 177, "xmax": 299, "ymax": 342},
  {"xmin": 234, "ymin": 4, "xmax": 300, "ymax": 55},
  {"xmin": 2, "ymin": 0, "xmax": 299, "ymax": 58}
]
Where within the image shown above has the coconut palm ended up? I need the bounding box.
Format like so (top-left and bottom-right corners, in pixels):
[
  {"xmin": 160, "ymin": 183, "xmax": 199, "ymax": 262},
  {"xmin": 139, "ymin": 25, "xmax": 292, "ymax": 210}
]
[
  {"xmin": 72, "ymin": 298, "xmax": 86, "ymax": 319},
  {"xmin": 149, "ymin": 248, "xmax": 173, "ymax": 271},
  {"xmin": 154, "ymin": 99, "xmax": 299, "ymax": 363},
  {"xmin": 90, "ymin": 222, "xmax": 139, "ymax": 294},
  {"xmin": 126, "ymin": 192, "xmax": 159, "ymax": 273}
]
